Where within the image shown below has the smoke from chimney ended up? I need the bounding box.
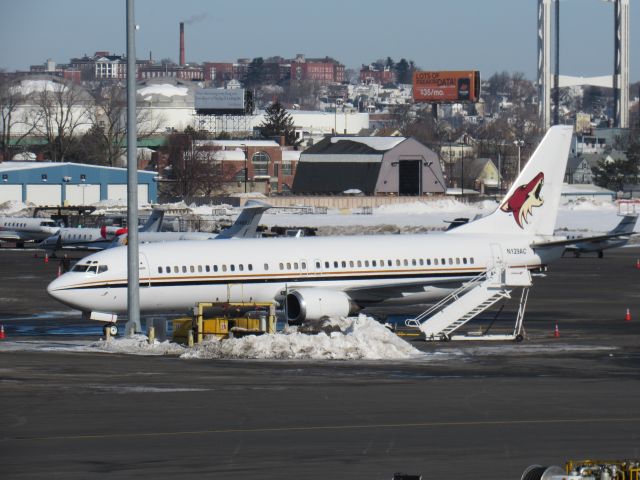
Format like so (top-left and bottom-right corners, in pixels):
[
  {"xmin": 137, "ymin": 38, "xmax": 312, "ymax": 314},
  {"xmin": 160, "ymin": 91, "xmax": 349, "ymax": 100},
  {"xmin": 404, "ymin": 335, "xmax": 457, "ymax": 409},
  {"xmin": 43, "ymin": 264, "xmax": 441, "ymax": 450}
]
[{"xmin": 179, "ymin": 22, "xmax": 185, "ymax": 66}]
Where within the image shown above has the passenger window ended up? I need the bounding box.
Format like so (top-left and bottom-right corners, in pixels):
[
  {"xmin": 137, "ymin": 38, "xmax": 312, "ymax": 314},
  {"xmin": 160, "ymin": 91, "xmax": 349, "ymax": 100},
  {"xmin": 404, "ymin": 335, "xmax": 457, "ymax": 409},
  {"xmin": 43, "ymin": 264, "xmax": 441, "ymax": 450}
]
[
  {"xmin": 239, "ymin": 264, "xmax": 244, "ymax": 271},
  {"xmin": 357, "ymin": 260, "xmax": 362, "ymax": 267},
  {"xmin": 463, "ymin": 258, "xmax": 467, "ymax": 265},
  {"xmin": 441, "ymin": 258, "xmax": 446, "ymax": 265},
  {"xmin": 449, "ymin": 258, "xmax": 453, "ymax": 265},
  {"xmin": 419, "ymin": 259, "xmax": 424, "ymax": 266},
  {"xmin": 174, "ymin": 266, "xmax": 179, "ymax": 273},
  {"xmin": 470, "ymin": 257, "xmax": 475, "ymax": 264},
  {"xmin": 158, "ymin": 267, "xmax": 163, "ymax": 274},
  {"xmin": 427, "ymin": 259, "xmax": 431, "ymax": 266},
  {"xmin": 456, "ymin": 258, "xmax": 460, "ymax": 265},
  {"xmin": 372, "ymin": 260, "xmax": 377, "ymax": 267},
  {"xmin": 248, "ymin": 264, "xmax": 253, "ymax": 271},
  {"xmin": 412, "ymin": 259, "xmax": 417, "ymax": 266},
  {"xmin": 198, "ymin": 265, "xmax": 203, "ymax": 272},
  {"xmin": 190, "ymin": 266, "xmax": 195, "ymax": 273},
  {"xmin": 341, "ymin": 261, "xmax": 346, "ymax": 268},
  {"xmin": 279, "ymin": 263, "xmax": 284, "ymax": 270},
  {"xmin": 316, "ymin": 261, "xmax": 321, "ymax": 269},
  {"xmin": 403, "ymin": 259, "xmax": 408, "ymax": 266},
  {"xmin": 222, "ymin": 265, "xmax": 227, "ymax": 272},
  {"xmin": 205, "ymin": 265, "xmax": 210, "ymax": 272},
  {"xmin": 434, "ymin": 259, "xmax": 439, "ymax": 266},
  {"xmin": 349, "ymin": 260, "xmax": 354, "ymax": 267},
  {"xmin": 264, "ymin": 263, "xmax": 269, "ymax": 270},
  {"xmin": 294, "ymin": 262, "xmax": 299, "ymax": 270},
  {"xmin": 230, "ymin": 265, "xmax": 235, "ymax": 272},
  {"xmin": 364, "ymin": 260, "xmax": 369, "ymax": 267},
  {"xmin": 325, "ymin": 261, "xmax": 330, "ymax": 268},
  {"xmin": 182, "ymin": 266, "xmax": 187, "ymax": 273},
  {"xmin": 214, "ymin": 265, "xmax": 219, "ymax": 272},
  {"xmin": 301, "ymin": 262, "xmax": 306, "ymax": 269},
  {"xmin": 388, "ymin": 260, "xmax": 392, "ymax": 266},
  {"xmin": 396, "ymin": 259, "xmax": 401, "ymax": 266},
  {"xmin": 286, "ymin": 262, "xmax": 291, "ymax": 270},
  {"xmin": 334, "ymin": 261, "xmax": 338, "ymax": 268}
]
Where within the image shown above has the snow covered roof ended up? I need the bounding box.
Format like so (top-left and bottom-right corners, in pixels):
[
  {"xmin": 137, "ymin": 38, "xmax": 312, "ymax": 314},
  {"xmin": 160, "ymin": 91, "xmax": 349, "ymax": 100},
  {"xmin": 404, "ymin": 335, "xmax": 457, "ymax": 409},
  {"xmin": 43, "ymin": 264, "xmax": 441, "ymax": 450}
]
[
  {"xmin": 330, "ymin": 136, "xmax": 405, "ymax": 151},
  {"xmin": 13, "ymin": 79, "xmax": 68, "ymax": 96},
  {"xmin": 197, "ymin": 140, "xmax": 280, "ymax": 148},
  {"xmin": 138, "ymin": 83, "xmax": 189, "ymax": 97},
  {"xmin": 282, "ymin": 150, "xmax": 301, "ymax": 161},
  {"xmin": 0, "ymin": 161, "xmax": 156, "ymax": 175},
  {"xmin": 212, "ymin": 149, "xmax": 245, "ymax": 161}
]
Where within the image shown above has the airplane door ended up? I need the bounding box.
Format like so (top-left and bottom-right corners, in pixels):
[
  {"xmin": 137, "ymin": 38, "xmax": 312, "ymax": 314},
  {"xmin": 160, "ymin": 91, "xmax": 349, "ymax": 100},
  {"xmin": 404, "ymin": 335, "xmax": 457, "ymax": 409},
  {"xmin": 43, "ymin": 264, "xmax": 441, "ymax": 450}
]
[
  {"xmin": 139, "ymin": 253, "xmax": 151, "ymax": 287},
  {"xmin": 490, "ymin": 243, "xmax": 504, "ymax": 269}
]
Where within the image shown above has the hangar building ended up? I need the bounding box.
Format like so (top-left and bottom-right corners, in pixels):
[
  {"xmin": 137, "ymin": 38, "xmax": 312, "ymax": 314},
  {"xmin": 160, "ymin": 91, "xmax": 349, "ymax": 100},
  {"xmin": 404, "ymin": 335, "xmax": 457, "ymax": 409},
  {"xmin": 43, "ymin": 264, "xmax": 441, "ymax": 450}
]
[
  {"xmin": 292, "ymin": 136, "xmax": 446, "ymax": 195},
  {"xmin": 0, "ymin": 162, "xmax": 157, "ymax": 206}
]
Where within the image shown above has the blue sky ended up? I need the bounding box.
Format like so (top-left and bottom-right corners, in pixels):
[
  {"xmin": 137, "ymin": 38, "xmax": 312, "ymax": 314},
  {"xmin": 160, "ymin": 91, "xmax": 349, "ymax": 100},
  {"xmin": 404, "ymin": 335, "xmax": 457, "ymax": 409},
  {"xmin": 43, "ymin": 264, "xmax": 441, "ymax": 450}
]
[{"xmin": 1, "ymin": 0, "xmax": 638, "ymax": 81}]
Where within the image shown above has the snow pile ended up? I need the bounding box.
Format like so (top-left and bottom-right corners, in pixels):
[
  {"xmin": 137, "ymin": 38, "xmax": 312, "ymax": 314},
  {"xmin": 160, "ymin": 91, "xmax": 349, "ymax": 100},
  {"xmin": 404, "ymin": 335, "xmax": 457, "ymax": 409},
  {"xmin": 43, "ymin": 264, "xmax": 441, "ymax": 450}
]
[
  {"xmin": 561, "ymin": 198, "xmax": 617, "ymax": 211},
  {"xmin": 0, "ymin": 200, "xmax": 31, "ymax": 215},
  {"xmin": 138, "ymin": 84, "xmax": 188, "ymax": 97},
  {"xmin": 375, "ymin": 199, "xmax": 497, "ymax": 215},
  {"xmin": 15, "ymin": 79, "xmax": 65, "ymax": 95},
  {"xmin": 181, "ymin": 315, "xmax": 422, "ymax": 360},
  {"xmin": 87, "ymin": 334, "xmax": 185, "ymax": 356}
]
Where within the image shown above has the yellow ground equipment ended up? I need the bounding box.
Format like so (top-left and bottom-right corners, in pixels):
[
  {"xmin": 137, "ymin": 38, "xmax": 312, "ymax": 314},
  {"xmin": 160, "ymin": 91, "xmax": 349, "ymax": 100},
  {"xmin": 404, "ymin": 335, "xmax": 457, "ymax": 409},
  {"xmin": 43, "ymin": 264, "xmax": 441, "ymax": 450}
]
[{"xmin": 172, "ymin": 302, "xmax": 277, "ymax": 344}]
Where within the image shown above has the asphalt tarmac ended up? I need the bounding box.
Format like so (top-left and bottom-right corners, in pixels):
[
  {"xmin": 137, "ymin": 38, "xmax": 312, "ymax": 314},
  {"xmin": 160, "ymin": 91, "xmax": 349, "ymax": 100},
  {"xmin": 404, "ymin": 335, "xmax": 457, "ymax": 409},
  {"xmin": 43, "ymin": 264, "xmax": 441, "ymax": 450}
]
[{"xmin": 1, "ymin": 247, "xmax": 640, "ymax": 479}]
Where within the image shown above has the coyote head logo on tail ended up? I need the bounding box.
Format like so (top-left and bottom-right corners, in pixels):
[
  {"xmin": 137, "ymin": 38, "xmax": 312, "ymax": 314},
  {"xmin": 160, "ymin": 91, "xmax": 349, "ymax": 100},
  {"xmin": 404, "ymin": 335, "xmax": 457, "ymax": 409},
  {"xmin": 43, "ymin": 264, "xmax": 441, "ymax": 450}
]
[{"xmin": 500, "ymin": 172, "xmax": 544, "ymax": 228}]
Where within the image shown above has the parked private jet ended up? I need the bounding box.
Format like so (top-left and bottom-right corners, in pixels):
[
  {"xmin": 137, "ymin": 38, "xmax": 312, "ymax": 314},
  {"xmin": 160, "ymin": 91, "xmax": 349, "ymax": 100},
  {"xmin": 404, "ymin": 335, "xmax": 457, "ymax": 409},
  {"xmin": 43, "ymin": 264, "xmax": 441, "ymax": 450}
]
[
  {"xmin": 110, "ymin": 200, "xmax": 271, "ymax": 246},
  {"xmin": 0, "ymin": 216, "xmax": 60, "ymax": 245},
  {"xmin": 39, "ymin": 208, "xmax": 165, "ymax": 254},
  {"xmin": 47, "ymin": 126, "xmax": 574, "ymax": 335},
  {"xmin": 560, "ymin": 213, "xmax": 638, "ymax": 258}
]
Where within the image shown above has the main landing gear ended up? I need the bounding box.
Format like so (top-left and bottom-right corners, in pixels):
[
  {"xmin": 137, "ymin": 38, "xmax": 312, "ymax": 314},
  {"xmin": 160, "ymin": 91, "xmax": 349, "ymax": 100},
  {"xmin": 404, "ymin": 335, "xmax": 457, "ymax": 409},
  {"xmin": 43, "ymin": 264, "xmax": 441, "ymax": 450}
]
[{"xmin": 103, "ymin": 323, "xmax": 119, "ymax": 337}]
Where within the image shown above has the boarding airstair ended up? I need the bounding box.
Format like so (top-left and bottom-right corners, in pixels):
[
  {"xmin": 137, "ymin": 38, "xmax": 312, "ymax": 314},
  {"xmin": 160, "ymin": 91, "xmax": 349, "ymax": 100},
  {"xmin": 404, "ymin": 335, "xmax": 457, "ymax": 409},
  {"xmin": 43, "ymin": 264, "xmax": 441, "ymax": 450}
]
[{"xmin": 405, "ymin": 266, "xmax": 532, "ymax": 341}]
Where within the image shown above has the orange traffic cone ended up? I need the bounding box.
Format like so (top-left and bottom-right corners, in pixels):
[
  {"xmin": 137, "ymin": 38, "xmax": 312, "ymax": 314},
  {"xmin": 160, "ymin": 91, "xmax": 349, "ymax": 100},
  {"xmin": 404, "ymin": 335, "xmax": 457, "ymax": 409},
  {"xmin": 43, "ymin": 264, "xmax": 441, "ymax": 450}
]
[
  {"xmin": 625, "ymin": 308, "xmax": 631, "ymax": 322},
  {"xmin": 44, "ymin": 253, "xmax": 49, "ymax": 264},
  {"xmin": 553, "ymin": 324, "xmax": 560, "ymax": 338},
  {"xmin": 0, "ymin": 325, "xmax": 5, "ymax": 340}
]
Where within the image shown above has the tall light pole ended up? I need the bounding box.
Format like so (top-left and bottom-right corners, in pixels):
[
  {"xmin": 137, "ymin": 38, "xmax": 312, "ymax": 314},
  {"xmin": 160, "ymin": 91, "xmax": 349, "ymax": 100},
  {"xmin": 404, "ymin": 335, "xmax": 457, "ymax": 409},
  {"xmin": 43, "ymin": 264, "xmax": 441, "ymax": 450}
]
[
  {"xmin": 514, "ymin": 139, "xmax": 524, "ymax": 175},
  {"xmin": 125, "ymin": 0, "xmax": 140, "ymax": 335},
  {"xmin": 241, "ymin": 143, "xmax": 247, "ymax": 193}
]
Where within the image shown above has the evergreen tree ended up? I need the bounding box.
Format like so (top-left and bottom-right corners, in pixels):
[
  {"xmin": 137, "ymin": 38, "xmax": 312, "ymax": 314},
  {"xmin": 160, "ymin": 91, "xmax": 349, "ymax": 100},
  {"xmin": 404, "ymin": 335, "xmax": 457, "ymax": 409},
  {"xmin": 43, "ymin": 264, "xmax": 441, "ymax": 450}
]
[
  {"xmin": 258, "ymin": 101, "xmax": 300, "ymax": 146},
  {"xmin": 395, "ymin": 58, "xmax": 411, "ymax": 84},
  {"xmin": 245, "ymin": 57, "xmax": 265, "ymax": 88}
]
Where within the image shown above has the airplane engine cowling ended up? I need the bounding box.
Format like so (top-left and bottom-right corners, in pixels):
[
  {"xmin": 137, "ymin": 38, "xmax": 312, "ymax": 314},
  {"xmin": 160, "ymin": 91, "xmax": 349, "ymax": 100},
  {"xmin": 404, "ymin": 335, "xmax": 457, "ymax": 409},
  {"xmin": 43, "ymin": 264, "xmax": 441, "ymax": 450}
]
[{"xmin": 285, "ymin": 289, "xmax": 359, "ymax": 324}]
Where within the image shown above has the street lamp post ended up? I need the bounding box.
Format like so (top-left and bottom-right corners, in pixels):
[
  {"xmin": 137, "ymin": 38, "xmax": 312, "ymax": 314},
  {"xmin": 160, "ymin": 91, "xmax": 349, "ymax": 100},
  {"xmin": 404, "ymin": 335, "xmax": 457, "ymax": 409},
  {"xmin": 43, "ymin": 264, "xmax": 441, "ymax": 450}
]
[
  {"xmin": 514, "ymin": 139, "xmax": 524, "ymax": 175},
  {"xmin": 241, "ymin": 144, "xmax": 247, "ymax": 193}
]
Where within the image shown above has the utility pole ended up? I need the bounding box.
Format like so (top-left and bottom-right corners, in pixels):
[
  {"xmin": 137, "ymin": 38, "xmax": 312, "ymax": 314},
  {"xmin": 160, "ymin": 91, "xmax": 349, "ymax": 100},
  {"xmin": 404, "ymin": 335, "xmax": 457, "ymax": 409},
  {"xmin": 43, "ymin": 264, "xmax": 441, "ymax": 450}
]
[{"xmin": 125, "ymin": 0, "xmax": 140, "ymax": 335}]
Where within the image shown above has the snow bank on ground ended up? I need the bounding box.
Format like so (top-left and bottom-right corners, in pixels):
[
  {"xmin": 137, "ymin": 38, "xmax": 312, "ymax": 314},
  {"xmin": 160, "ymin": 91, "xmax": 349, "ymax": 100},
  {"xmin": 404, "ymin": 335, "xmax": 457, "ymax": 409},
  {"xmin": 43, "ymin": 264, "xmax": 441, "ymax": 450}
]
[
  {"xmin": 0, "ymin": 200, "xmax": 31, "ymax": 215},
  {"xmin": 138, "ymin": 84, "xmax": 188, "ymax": 97},
  {"xmin": 375, "ymin": 199, "xmax": 497, "ymax": 215},
  {"xmin": 87, "ymin": 334, "xmax": 186, "ymax": 356},
  {"xmin": 181, "ymin": 315, "xmax": 422, "ymax": 360}
]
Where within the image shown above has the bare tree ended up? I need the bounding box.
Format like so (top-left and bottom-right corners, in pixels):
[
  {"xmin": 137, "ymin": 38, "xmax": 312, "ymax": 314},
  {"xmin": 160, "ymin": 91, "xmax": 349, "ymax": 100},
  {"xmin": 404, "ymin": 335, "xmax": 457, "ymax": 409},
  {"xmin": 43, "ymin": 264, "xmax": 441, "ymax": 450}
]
[
  {"xmin": 29, "ymin": 78, "xmax": 93, "ymax": 161},
  {"xmin": 88, "ymin": 83, "xmax": 165, "ymax": 166},
  {"xmin": 0, "ymin": 74, "xmax": 37, "ymax": 160},
  {"xmin": 165, "ymin": 128, "xmax": 224, "ymax": 199}
]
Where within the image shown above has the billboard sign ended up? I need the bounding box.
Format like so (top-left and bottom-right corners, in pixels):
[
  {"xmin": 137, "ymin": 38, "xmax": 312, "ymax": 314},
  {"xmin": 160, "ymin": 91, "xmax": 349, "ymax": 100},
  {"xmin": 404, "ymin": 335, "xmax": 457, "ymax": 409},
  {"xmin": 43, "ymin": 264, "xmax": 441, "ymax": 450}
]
[
  {"xmin": 195, "ymin": 88, "xmax": 246, "ymax": 114},
  {"xmin": 413, "ymin": 70, "xmax": 480, "ymax": 103}
]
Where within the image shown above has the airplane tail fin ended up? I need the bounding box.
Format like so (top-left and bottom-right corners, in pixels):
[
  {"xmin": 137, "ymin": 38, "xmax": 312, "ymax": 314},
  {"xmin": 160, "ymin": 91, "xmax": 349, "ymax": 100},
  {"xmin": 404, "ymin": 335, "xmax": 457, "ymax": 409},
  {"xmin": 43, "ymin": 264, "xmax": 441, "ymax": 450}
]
[
  {"xmin": 216, "ymin": 200, "xmax": 271, "ymax": 239},
  {"xmin": 141, "ymin": 208, "xmax": 165, "ymax": 232},
  {"xmin": 449, "ymin": 125, "xmax": 573, "ymax": 237},
  {"xmin": 611, "ymin": 214, "xmax": 639, "ymax": 235}
]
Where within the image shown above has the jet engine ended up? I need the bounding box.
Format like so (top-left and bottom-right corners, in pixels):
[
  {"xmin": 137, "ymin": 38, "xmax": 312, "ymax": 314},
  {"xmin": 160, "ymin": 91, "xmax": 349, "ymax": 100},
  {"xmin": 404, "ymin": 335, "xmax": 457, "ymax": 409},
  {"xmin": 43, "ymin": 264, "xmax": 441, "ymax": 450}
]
[{"xmin": 285, "ymin": 289, "xmax": 359, "ymax": 324}]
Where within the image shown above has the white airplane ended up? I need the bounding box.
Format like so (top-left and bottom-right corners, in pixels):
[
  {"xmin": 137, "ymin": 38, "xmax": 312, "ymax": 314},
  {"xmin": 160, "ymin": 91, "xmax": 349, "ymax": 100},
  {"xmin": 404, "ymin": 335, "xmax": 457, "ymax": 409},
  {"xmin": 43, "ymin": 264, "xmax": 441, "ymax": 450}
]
[
  {"xmin": 110, "ymin": 200, "xmax": 272, "ymax": 246},
  {"xmin": 560, "ymin": 213, "xmax": 638, "ymax": 258},
  {"xmin": 39, "ymin": 208, "xmax": 165, "ymax": 254},
  {"xmin": 47, "ymin": 126, "xmax": 573, "ymax": 335},
  {"xmin": 0, "ymin": 216, "xmax": 60, "ymax": 245}
]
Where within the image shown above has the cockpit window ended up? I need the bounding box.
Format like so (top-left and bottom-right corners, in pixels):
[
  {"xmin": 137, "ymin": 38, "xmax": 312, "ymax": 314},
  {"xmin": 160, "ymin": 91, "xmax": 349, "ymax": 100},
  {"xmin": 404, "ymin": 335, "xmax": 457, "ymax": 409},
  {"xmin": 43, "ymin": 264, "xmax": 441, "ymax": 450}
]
[
  {"xmin": 72, "ymin": 264, "xmax": 90, "ymax": 272},
  {"xmin": 98, "ymin": 265, "xmax": 108, "ymax": 273},
  {"xmin": 72, "ymin": 263, "xmax": 108, "ymax": 274},
  {"xmin": 87, "ymin": 265, "xmax": 98, "ymax": 274}
]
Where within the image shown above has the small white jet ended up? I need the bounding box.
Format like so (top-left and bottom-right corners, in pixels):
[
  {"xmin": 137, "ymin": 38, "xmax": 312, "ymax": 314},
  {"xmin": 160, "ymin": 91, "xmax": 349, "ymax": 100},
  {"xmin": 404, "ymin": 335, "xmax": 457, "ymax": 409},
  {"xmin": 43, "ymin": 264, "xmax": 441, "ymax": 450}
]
[
  {"xmin": 0, "ymin": 216, "xmax": 60, "ymax": 245},
  {"xmin": 559, "ymin": 213, "xmax": 638, "ymax": 258},
  {"xmin": 47, "ymin": 126, "xmax": 574, "ymax": 334},
  {"xmin": 39, "ymin": 209, "xmax": 165, "ymax": 253}
]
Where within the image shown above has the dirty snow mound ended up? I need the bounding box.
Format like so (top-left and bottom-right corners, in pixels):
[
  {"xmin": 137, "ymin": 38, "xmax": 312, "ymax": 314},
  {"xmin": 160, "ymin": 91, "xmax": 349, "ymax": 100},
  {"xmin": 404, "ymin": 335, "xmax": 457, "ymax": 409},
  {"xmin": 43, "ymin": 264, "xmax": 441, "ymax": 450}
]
[
  {"xmin": 88, "ymin": 334, "xmax": 185, "ymax": 356},
  {"xmin": 181, "ymin": 315, "xmax": 422, "ymax": 360}
]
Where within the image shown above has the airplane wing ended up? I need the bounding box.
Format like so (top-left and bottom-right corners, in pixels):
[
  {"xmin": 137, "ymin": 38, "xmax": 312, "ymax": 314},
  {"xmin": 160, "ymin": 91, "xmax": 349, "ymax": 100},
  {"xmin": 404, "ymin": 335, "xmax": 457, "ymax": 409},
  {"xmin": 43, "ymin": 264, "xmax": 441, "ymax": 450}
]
[
  {"xmin": 344, "ymin": 276, "xmax": 473, "ymax": 303},
  {"xmin": 0, "ymin": 231, "xmax": 22, "ymax": 241},
  {"xmin": 532, "ymin": 231, "xmax": 638, "ymax": 249}
]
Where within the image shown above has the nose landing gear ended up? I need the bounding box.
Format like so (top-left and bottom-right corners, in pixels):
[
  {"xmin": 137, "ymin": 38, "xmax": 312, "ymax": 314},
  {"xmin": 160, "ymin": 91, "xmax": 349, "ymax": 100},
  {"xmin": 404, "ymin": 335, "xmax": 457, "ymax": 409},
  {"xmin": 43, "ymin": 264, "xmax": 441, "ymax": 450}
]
[{"xmin": 103, "ymin": 323, "xmax": 118, "ymax": 337}]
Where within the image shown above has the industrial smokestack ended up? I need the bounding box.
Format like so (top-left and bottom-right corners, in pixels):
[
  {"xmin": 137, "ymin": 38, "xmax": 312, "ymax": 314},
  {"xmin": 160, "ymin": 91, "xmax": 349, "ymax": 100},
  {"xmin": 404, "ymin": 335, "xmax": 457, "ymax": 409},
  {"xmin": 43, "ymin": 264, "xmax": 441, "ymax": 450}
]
[{"xmin": 179, "ymin": 22, "xmax": 185, "ymax": 66}]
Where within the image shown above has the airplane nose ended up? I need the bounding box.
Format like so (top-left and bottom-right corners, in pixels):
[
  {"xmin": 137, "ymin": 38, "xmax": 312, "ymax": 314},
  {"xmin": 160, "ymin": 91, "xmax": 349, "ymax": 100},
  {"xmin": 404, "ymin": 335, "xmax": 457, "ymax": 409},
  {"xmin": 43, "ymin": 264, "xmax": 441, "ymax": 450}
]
[{"xmin": 46, "ymin": 275, "xmax": 76, "ymax": 308}]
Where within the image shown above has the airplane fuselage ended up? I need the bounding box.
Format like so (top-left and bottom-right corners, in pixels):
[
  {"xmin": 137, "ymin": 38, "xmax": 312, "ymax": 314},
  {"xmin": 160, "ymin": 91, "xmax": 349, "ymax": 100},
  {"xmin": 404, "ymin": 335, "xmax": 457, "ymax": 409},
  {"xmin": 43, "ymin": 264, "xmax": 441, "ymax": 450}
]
[{"xmin": 47, "ymin": 232, "xmax": 559, "ymax": 316}]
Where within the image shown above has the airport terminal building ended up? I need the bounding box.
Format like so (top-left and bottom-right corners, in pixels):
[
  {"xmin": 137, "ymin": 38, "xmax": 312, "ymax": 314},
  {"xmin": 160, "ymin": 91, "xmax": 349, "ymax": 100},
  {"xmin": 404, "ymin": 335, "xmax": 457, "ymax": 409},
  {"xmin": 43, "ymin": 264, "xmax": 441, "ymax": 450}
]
[{"xmin": 0, "ymin": 162, "xmax": 158, "ymax": 206}]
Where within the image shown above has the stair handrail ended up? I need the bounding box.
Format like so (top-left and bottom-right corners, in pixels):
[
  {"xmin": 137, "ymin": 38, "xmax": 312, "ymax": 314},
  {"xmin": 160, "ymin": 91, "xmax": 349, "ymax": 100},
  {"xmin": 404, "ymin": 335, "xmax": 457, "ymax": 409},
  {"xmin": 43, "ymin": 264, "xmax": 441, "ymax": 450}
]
[{"xmin": 405, "ymin": 268, "xmax": 494, "ymax": 327}]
